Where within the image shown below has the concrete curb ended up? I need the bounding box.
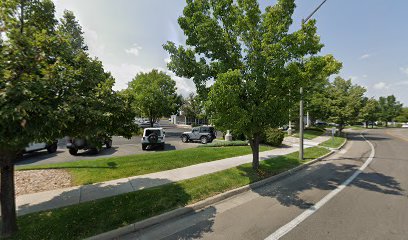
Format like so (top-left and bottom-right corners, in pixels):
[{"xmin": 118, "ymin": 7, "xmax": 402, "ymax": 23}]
[{"xmin": 87, "ymin": 142, "xmax": 346, "ymax": 240}]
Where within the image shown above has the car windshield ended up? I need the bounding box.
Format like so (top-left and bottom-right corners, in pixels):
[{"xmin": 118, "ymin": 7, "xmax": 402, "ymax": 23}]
[{"xmin": 145, "ymin": 130, "xmax": 161, "ymax": 136}]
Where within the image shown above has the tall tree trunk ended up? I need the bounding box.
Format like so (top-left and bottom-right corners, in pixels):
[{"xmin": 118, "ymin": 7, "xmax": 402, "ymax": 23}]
[
  {"xmin": 365, "ymin": 121, "xmax": 368, "ymax": 128},
  {"xmin": 0, "ymin": 150, "xmax": 18, "ymax": 238},
  {"xmin": 249, "ymin": 134, "xmax": 260, "ymax": 170}
]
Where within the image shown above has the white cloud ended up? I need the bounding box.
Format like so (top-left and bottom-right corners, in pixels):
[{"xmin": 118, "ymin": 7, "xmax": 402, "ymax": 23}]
[
  {"xmin": 104, "ymin": 63, "xmax": 196, "ymax": 96},
  {"xmin": 360, "ymin": 54, "xmax": 371, "ymax": 60},
  {"xmin": 399, "ymin": 67, "xmax": 408, "ymax": 76},
  {"xmin": 83, "ymin": 27, "xmax": 106, "ymax": 58},
  {"xmin": 373, "ymin": 82, "xmax": 389, "ymax": 90},
  {"xmin": 164, "ymin": 57, "xmax": 171, "ymax": 64},
  {"xmin": 125, "ymin": 44, "xmax": 142, "ymax": 56},
  {"xmin": 156, "ymin": 67, "xmax": 196, "ymax": 97},
  {"xmin": 394, "ymin": 81, "xmax": 408, "ymax": 86},
  {"xmin": 349, "ymin": 75, "xmax": 359, "ymax": 82},
  {"xmin": 104, "ymin": 63, "xmax": 147, "ymax": 91},
  {"xmin": 362, "ymin": 74, "xmax": 368, "ymax": 78}
]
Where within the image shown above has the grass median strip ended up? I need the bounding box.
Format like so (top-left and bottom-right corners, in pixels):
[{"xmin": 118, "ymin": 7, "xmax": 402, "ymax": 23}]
[
  {"xmin": 319, "ymin": 136, "xmax": 346, "ymax": 148},
  {"xmin": 18, "ymin": 145, "xmax": 273, "ymax": 185},
  {"xmin": 14, "ymin": 147, "xmax": 330, "ymax": 240},
  {"xmin": 292, "ymin": 128, "xmax": 325, "ymax": 140}
]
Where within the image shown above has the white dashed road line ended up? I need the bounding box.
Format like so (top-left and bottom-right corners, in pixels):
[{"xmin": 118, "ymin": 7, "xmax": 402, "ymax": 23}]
[{"xmin": 265, "ymin": 132, "xmax": 375, "ymax": 240}]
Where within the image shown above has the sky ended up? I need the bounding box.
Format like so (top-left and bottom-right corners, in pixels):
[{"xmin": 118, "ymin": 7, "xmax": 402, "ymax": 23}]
[{"xmin": 53, "ymin": 0, "xmax": 408, "ymax": 105}]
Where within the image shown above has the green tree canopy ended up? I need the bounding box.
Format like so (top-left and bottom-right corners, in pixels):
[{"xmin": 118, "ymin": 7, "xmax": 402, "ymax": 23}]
[
  {"xmin": 378, "ymin": 95, "xmax": 403, "ymax": 126},
  {"xmin": 395, "ymin": 107, "xmax": 408, "ymax": 123},
  {"xmin": 126, "ymin": 69, "xmax": 180, "ymax": 126},
  {"xmin": 318, "ymin": 77, "xmax": 366, "ymax": 131},
  {"xmin": 359, "ymin": 97, "xmax": 380, "ymax": 128},
  {"xmin": 181, "ymin": 93, "xmax": 205, "ymax": 119},
  {"xmin": 167, "ymin": 0, "xmax": 341, "ymax": 169},
  {"xmin": 0, "ymin": 1, "xmax": 135, "ymax": 236}
]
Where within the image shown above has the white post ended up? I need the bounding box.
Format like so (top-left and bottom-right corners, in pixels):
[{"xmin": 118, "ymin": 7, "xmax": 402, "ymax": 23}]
[
  {"xmin": 306, "ymin": 111, "xmax": 310, "ymax": 128},
  {"xmin": 288, "ymin": 119, "xmax": 293, "ymax": 135},
  {"xmin": 225, "ymin": 130, "xmax": 232, "ymax": 141}
]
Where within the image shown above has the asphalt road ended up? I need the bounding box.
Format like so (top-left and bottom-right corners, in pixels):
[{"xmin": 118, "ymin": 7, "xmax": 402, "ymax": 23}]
[
  {"xmin": 16, "ymin": 121, "xmax": 199, "ymax": 167},
  {"xmin": 121, "ymin": 128, "xmax": 408, "ymax": 240}
]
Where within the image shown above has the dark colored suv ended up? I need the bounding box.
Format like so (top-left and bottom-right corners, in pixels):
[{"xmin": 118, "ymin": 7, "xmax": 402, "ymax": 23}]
[
  {"xmin": 66, "ymin": 136, "xmax": 112, "ymax": 155},
  {"xmin": 181, "ymin": 126, "xmax": 216, "ymax": 144}
]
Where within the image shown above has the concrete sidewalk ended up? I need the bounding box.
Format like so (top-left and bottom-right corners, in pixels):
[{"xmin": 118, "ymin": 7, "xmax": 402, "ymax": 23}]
[{"xmin": 15, "ymin": 135, "xmax": 331, "ymax": 216}]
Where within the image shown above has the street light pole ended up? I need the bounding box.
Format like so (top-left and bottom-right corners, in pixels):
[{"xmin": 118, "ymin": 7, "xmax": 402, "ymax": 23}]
[
  {"xmin": 299, "ymin": 87, "xmax": 304, "ymax": 160},
  {"xmin": 299, "ymin": 0, "xmax": 328, "ymax": 160}
]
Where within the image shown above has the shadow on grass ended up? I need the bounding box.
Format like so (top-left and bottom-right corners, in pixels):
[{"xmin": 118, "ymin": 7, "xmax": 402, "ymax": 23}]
[{"xmin": 15, "ymin": 177, "xmax": 217, "ymax": 240}]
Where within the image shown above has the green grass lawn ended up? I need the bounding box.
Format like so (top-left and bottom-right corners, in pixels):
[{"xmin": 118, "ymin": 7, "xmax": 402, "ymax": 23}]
[
  {"xmin": 18, "ymin": 145, "xmax": 273, "ymax": 185},
  {"xmin": 319, "ymin": 136, "xmax": 346, "ymax": 148},
  {"xmin": 13, "ymin": 147, "xmax": 330, "ymax": 240},
  {"xmin": 292, "ymin": 129, "xmax": 325, "ymax": 140}
]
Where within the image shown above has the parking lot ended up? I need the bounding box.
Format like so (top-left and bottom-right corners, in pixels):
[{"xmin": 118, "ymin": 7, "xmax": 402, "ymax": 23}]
[{"xmin": 17, "ymin": 122, "xmax": 200, "ymax": 167}]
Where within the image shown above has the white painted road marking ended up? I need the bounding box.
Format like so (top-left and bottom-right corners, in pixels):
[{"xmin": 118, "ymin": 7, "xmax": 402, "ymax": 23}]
[{"xmin": 265, "ymin": 132, "xmax": 375, "ymax": 240}]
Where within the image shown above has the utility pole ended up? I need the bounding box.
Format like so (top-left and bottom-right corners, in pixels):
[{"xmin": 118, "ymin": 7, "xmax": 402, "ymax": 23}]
[
  {"xmin": 299, "ymin": 87, "xmax": 304, "ymax": 160},
  {"xmin": 299, "ymin": 0, "xmax": 328, "ymax": 160}
]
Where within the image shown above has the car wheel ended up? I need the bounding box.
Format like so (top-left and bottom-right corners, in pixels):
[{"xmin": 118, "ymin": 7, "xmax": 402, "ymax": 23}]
[
  {"xmin": 106, "ymin": 140, "xmax": 113, "ymax": 149},
  {"xmin": 181, "ymin": 135, "xmax": 189, "ymax": 143},
  {"xmin": 47, "ymin": 143, "xmax": 58, "ymax": 154},
  {"xmin": 69, "ymin": 148, "xmax": 78, "ymax": 156},
  {"xmin": 142, "ymin": 144, "xmax": 147, "ymax": 150},
  {"xmin": 200, "ymin": 136, "xmax": 208, "ymax": 144}
]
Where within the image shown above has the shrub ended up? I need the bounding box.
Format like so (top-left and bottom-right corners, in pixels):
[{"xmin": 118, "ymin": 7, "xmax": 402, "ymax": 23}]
[
  {"xmin": 220, "ymin": 130, "xmax": 247, "ymax": 141},
  {"xmin": 133, "ymin": 127, "xmax": 144, "ymax": 136},
  {"xmin": 263, "ymin": 128, "xmax": 284, "ymax": 147}
]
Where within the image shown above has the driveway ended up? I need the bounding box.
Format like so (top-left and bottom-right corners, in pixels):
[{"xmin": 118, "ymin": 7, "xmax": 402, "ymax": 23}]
[{"xmin": 17, "ymin": 122, "xmax": 200, "ymax": 167}]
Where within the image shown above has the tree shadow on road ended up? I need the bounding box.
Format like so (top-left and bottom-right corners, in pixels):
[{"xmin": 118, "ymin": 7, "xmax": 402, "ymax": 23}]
[{"xmin": 248, "ymin": 162, "xmax": 404, "ymax": 210}]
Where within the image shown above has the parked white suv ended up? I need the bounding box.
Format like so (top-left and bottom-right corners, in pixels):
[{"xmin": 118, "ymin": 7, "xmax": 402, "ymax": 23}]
[
  {"xmin": 141, "ymin": 128, "xmax": 165, "ymax": 150},
  {"xmin": 24, "ymin": 140, "xmax": 58, "ymax": 154}
]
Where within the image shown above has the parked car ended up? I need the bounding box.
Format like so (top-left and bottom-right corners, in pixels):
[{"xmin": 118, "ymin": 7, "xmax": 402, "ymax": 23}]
[
  {"xmin": 66, "ymin": 136, "xmax": 112, "ymax": 155},
  {"xmin": 24, "ymin": 140, "xmax": 58, "ymax": 154},
  {"xmin": 279, "ymin": 123, "xmax": 295, "ymax": 130},
  {"xmin": 181, "ymin": 126, "xmax": 216, "ymax": 144},
  {"xmin": 315, "ymin": 121, "xmax": 327, "ymax": 127},
  {"xmin": 141, "ymin": 128, "xmax": 165, "ymax": 150},
  {"xmin": 136, "ymin": 119, "xmax": 160, "ymax": 128}
]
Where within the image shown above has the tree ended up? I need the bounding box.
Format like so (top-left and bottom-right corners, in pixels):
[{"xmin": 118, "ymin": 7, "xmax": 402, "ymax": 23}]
[
  {"xmin": 181, "ymin": 93, "xmax": 204, "ymax": 119},
  {"xmin": 378, "ymin": 95, "xmax": 403, "ymax": 126},
  {"xmin": 319, "ymin": 77, "xmax": 366, "ymax": 132},
  {"xmin": 0, "ymin": 1, "xmax": 135, "ymax": 236},
  {"xmin": 395, "ymin": 107, "xmax": 408, "ymax": 123},
  {"xmin": 0, "ymin": 1, "xmax": 64, "ymax": 236},
  {"xmin": 126, "ymin": 69, "xmax": 179, "ymax": 127},
  {"xmin": 359, "ymin": 97, "xmax": 379, "ymax": 128},
  {"xmin": 166, "ymin": 0, "xmax": 340, "ymax": 169}
]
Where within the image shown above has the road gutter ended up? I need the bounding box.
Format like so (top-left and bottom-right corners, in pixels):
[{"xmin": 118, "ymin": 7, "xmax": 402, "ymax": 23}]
[{"xmin": 87, "ymin": 143, "xmax": 347, "ymax": 240}]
